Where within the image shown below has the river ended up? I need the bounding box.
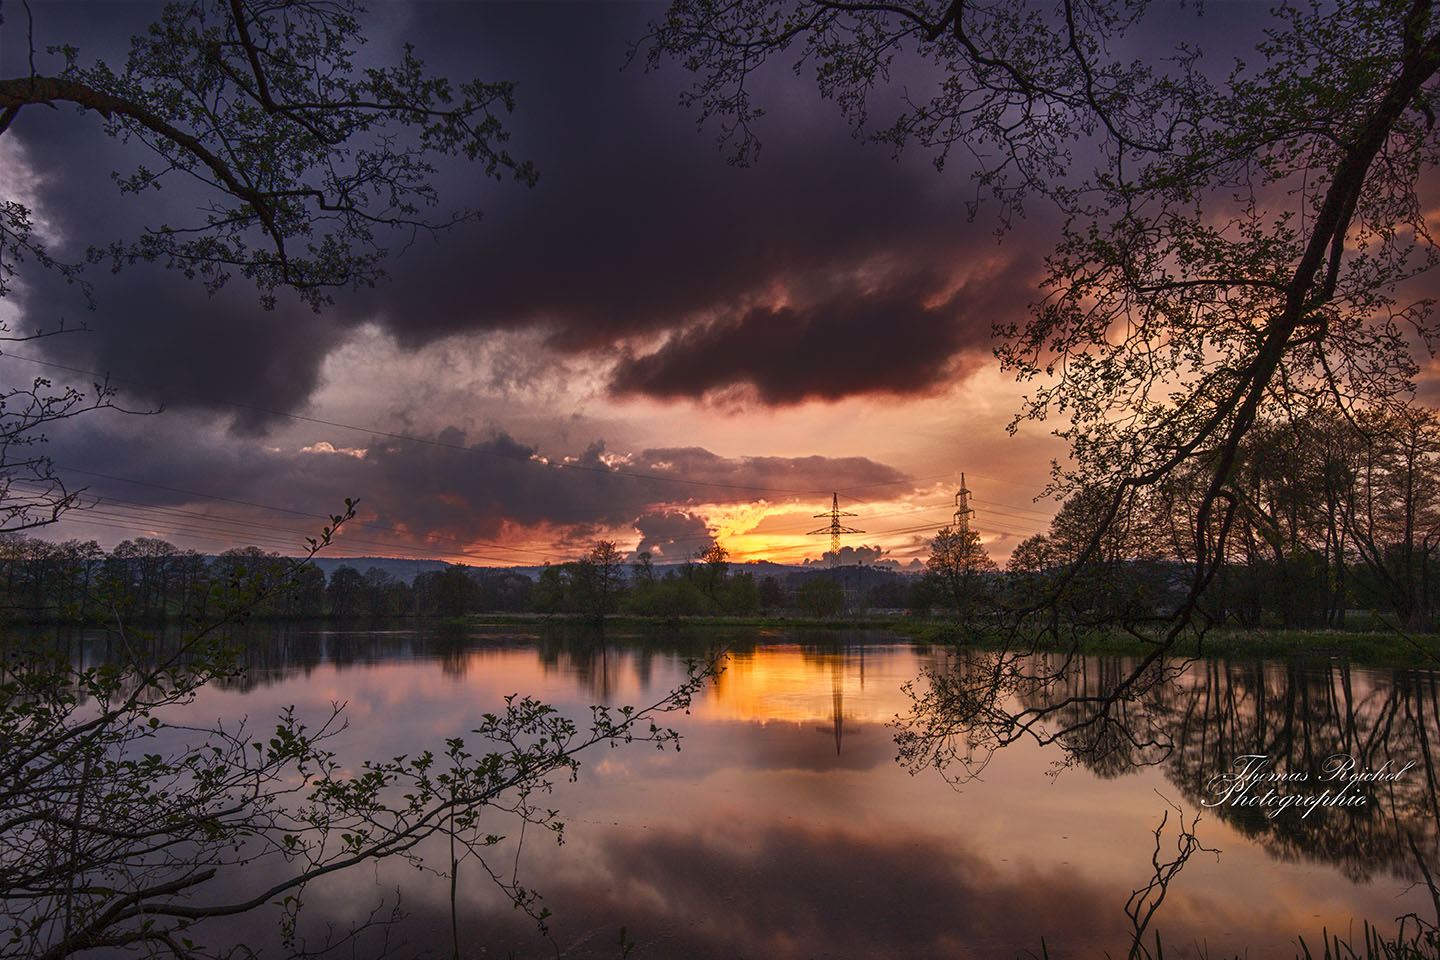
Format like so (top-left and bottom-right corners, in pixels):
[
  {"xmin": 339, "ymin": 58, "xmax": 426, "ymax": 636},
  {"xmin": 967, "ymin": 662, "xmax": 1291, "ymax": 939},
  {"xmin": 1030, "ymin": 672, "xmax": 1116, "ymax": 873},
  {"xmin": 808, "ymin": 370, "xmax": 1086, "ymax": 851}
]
[{"xmin": 37, "ymin": 624, "xmax": 1440, "ymax": 958}]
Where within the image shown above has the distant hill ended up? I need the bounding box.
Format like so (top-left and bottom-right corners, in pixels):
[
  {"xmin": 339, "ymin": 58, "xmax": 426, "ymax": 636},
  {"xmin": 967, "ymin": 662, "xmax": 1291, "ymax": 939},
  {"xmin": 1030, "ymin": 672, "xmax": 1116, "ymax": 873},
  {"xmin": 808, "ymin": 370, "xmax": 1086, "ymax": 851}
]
[{"xmin": 308, "ymin": 556, "xmax": 451, "ymax": 585}]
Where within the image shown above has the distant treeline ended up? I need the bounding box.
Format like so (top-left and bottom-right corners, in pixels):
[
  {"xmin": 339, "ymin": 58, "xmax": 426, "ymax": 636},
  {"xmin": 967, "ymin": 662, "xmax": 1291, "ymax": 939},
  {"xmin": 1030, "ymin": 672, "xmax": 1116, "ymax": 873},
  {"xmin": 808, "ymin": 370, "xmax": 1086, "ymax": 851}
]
[
  {"xmin": 526, "ymin": 543, "xmax": 932, "ymax": 618},
  {"xmin": 1004, "ymin": 407, "xmax": 1440, "ymax": 630},
  {"xmin": 0, "ymin": 537, "xmax": 928, "ymax": 624},
  {"xmin": 0, "ymin": 540, "xmax": 534, "ymax": 622}
]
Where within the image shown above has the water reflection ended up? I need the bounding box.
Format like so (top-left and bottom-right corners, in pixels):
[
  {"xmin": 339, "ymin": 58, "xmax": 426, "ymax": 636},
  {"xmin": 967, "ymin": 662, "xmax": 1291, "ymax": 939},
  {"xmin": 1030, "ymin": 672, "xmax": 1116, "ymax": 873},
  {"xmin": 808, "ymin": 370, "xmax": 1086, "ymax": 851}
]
[
  {"xmin": 29, "ymin": 624, "xmax": 1440, "ymax": 957},
  {"xmin": 1010, "ymin": 655, "xmax": 1440, "ymax": 883}
]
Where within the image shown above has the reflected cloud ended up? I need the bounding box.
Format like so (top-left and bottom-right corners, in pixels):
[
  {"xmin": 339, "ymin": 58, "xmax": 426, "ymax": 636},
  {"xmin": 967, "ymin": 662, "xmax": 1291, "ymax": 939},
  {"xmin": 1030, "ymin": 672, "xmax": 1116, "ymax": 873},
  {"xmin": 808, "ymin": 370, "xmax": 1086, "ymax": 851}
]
[
  {"xmin": 567, "ymin": 818, "xmax": 1122, "ymax": 959},
  {"xmin": 45, "ymin": 626, "xmax": 1440, "ymax": 958}
]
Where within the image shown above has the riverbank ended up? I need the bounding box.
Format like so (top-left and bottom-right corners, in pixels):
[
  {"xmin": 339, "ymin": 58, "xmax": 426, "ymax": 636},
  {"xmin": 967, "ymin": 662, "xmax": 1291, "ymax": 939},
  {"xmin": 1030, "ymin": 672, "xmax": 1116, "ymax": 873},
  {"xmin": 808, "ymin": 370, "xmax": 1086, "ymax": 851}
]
[{"xmin": 461, "ymin": 612, "xmax": 1440, "ymax": 668}]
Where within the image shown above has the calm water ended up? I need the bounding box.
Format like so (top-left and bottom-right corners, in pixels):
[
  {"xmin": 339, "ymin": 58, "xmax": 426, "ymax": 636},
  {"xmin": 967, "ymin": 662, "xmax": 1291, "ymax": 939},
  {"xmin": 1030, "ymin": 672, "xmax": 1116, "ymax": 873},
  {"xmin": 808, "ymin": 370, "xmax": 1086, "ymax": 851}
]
[{"xmin": 50, "ymin": 626, "xmax": 1440, "ymax": 958}]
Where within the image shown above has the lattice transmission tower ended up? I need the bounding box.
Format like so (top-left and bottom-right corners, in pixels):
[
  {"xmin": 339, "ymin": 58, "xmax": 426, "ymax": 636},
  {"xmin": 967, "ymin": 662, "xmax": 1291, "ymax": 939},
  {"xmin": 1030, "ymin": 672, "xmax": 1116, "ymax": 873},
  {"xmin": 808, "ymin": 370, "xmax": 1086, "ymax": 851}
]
[
  {"xmin": 809, "ymin": 492, "xmax": 863, "ymax": 566},
  {"xmin": 953, "ymin": 473, "xmax": 974, "ymax": 535}
]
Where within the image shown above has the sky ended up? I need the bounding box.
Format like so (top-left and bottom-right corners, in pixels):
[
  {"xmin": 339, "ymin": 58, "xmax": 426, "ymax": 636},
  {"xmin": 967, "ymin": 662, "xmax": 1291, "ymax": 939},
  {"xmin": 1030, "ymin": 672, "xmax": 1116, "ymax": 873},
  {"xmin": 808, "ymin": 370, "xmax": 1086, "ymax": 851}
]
[{"xmin": 0, "ymin": 0, "xmax": 1272, "ymax": 568}]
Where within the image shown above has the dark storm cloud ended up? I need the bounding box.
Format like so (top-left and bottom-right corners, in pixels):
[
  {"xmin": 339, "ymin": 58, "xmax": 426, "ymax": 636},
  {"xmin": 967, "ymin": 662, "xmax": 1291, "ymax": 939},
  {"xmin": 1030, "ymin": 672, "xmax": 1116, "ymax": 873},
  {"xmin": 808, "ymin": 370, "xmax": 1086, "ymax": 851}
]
[
  {"xmin": 634, "ymin": 510, "xmax": 713, "ymax": 559},
  {"xmin": 5, "ymin": 1, "xmax": 1047, "ymax": 418},
  {"xmin": 608, "ymin": 264, "xmax": 1031, "ymax": 403},
  {"xmin": 2, "ymin": 3, "xmax": 344, "ymax": 428},
  {"xmin": 31, "ymin": 268, "xmax": 339, "ymax": 434},
  {"xmin": 353, "ymin": 432, "xmax": 638, "ymax": 541},
  {"xmin": 352, "ymin": 2, "xmax": 963, "ymax": 343},
  {"xmin": 351, "ymin": 3, "xmax": 1046, "ymax": 401}
]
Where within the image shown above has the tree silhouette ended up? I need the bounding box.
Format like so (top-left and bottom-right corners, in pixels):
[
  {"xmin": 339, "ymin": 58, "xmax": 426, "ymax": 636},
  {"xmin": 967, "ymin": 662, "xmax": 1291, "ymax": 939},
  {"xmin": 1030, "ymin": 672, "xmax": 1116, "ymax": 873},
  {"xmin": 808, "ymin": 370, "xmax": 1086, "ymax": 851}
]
[
  {"xmin": 1, "ymin": 0, "xmax": 533, "ymax": 307},
  {"xmin": 926, "ymin": 525, "xmax": 995, "ymax": 619}
]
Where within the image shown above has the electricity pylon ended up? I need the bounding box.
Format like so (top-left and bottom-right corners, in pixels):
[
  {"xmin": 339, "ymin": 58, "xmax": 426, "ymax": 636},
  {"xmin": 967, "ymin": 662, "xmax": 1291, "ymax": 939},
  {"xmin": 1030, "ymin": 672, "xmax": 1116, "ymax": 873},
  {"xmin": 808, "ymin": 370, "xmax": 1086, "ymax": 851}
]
[
  {"xmin": 953, "ymin": 473, "xmax": 974, "ymax": 535},
  {"xmin": 809, "ymin": 492, "xmax": 863, "ymax": 565}
]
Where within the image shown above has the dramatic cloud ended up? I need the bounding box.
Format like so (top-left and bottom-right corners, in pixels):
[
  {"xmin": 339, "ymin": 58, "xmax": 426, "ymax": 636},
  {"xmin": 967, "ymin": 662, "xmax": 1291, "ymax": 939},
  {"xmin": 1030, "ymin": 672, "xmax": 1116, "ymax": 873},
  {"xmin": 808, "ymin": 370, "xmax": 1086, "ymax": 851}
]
[
  {"xmin": 608, "ymin": 262, "xmax": 1032, "ymax": 403},
  {"xmin": 633, "ymin": 510, "xmax": 714, "ymax": 559},
  {"xmin": 2, "ymin": 70, "xmax": 345, "ymax": 429},
  {"xmin": 624, "ymin": 446, "xmax": 907, "ymax": 498},
  {"xmin": 54, "ymin": 273, "xmax": 340, "ymax": 434},
  {"xmin": 41, "ymin": 414, "xmax": 911, "ymax": 559},
  {"xmin": 268, "ymin": 813, "xmax": 1128, "ymax": 960},
  {"xmin": 579, "ymin": 819, "xmax": 1123, "ymax": 959},
  {"xmin": 6, "ymin": 2, "xmax": 1048, "ymax": 422}
]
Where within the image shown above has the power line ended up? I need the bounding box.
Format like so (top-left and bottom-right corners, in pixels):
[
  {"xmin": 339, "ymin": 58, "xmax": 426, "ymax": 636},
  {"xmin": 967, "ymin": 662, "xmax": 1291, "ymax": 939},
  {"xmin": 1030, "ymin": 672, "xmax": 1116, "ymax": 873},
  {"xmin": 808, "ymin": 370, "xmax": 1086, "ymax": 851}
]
[
  {"xmin": 6, "ymin": 359, "xmax": 1058, "ymax": 563},
  {"xmin": 969, "ymin": 494, "xmax": 1056, "ymax": 520},
  {"xmin": 752, "ymin": 514, "xmax": 1039, "ymax": 563},
  {"xmin": 11, "ymin": 353, "xmax": 935, "ymax": 500},
  {"xmin": 67, "ymin": 499, "xmax": 551, "ymax": 567},
  {"xmin": 807, "ymin": 492, "xmax": 863, "ymax": 565},
  {"xmin": 53, "ymin": 467, "xmax": 927, "ymax": 563},
  {"xmin": 36, "ymin": 474, "xmax": 550, "ymax": 564},
  {"xmin": 53, "ymin": 466, "xmax": 550, "ymax": 559},
  {"xmin": 37, "ymin": 475, "xmax": 1043, "ymax": 567},
  {"xmin": 58, "ymin": 466, "xmax": 337, "ymax": 521},
  {"xmin": 40, "ymin": 466, "xmax": 1046, "ymax": 564}
]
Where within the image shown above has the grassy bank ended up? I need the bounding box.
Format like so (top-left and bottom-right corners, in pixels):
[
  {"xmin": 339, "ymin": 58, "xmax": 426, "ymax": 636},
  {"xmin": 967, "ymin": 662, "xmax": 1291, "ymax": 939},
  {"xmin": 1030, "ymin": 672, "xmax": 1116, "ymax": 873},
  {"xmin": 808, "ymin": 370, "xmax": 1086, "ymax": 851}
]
[
  {"xmin": 891, "ymin": 619, "xmax": 1440, "ymax": 668},
  {"xmin": 461, "ymin": 611, "xmax": 916, "ymax": 632},
  {"xmin": 461, "ymin": 612, "xmax": 1440, "ymax": 667}
]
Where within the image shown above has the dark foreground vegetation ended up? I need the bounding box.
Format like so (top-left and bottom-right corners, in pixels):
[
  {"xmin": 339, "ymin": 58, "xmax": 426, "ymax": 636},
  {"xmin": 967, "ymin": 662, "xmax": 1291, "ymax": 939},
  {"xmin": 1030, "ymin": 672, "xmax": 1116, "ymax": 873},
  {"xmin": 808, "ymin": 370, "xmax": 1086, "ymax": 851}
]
[{"xmin": 1000, "ymin": 408, "xmax": 1440, "ymax": 634}]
